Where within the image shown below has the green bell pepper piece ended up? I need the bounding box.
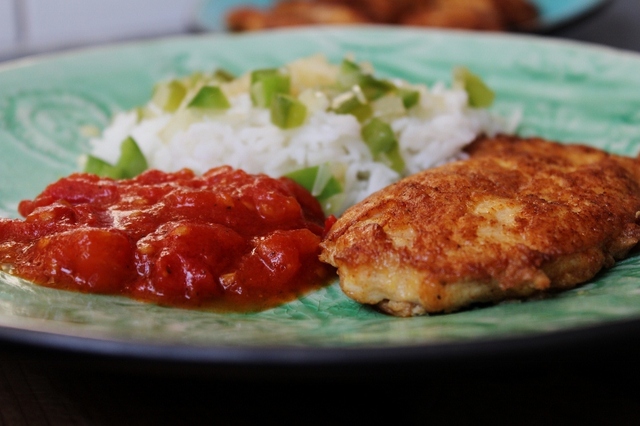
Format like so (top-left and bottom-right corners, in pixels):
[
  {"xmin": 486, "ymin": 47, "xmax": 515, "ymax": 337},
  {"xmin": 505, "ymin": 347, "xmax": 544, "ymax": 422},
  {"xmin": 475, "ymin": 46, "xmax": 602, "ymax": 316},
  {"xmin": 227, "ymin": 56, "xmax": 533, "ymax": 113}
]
[
  {"xmin": 151, "ymin": 80, "xmax": 187, "ymax": 112},
  {"xmin": 270, "ymin": 94, "xmax": 307, "ymax": 129},
  {"xmin": 116, "ymin": 136, "xmax": 148, "ymax": 179},
  {"xmin": 214, "ymin": 68, "xmax": 235, "ymax": 82},
  {"xmin": 397, "ymin": 88, "xmax": 420, "ymax": 109},
  {"xmin": 83, "ymin": 156, "xmax": 122, "ymax": 179},
  {"xmin": 454, "ymin": 67, "xmax": 495, "ymax": 108},
  {"xmin": 188, "ymin": 86, "xmax": 231, "ymax": 109},
  {"xmin": 331, "ymin": 91, "xmax": 372, "ymax": 122},
  {"xmin": 361, "ymin": 118, "xmax": 405, "ymax": 173},
  {"xmin": 250, "ymin": 68, "xmax": 290, "ymax": 108},
  {"xmin": 83, "ymin": 137, "xmax": 148, "ymax": 179},
  {"xmin": 285, "ymin": 165, "xmax": 343, "ymax": 201}
]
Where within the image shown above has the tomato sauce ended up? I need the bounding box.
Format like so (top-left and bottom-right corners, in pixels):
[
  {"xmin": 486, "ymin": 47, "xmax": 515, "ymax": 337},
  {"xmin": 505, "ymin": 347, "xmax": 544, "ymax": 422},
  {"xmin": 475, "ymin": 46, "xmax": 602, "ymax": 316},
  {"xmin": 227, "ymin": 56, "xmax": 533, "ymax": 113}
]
[{"xmin": 0, "ymin": 167, "xmax": 336, "ymax": 312}]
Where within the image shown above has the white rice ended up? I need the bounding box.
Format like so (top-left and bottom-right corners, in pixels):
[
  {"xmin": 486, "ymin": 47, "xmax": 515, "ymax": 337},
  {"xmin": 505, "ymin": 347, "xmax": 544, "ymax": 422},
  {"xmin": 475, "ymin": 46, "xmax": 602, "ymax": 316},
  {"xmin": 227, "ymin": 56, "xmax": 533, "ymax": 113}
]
[{"xmin": 87, "ymin": 55, "xmax": 519, "ymax": 215}]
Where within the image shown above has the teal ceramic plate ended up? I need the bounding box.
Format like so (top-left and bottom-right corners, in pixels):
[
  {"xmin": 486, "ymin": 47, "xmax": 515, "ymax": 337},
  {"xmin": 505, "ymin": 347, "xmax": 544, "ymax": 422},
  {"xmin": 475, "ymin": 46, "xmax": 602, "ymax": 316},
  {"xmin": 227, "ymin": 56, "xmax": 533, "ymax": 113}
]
[
  {"xmin": 1, "ymin": 27, "xmax": 640, "ymax": 375},
  {"xmin": 195, "ymin": 0, "xmax": 610, "ymax": 33}
]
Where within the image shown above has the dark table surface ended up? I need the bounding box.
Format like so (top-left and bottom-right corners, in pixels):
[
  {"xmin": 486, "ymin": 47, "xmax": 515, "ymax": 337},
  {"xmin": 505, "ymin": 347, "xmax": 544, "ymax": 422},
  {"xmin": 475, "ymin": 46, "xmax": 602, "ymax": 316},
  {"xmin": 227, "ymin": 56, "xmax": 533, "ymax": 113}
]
[{"xmin": 2, "ymin": 0, "xmax": 640, "ymax": 424}]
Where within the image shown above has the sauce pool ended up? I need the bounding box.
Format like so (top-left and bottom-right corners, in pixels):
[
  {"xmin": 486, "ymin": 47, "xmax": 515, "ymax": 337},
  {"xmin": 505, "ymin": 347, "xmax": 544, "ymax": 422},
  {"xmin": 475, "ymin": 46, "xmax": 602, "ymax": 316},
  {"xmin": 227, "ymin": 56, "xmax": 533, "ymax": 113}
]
[{"xmin": 0, "ymin": 166, "xmax": 336, "ymax": 312}]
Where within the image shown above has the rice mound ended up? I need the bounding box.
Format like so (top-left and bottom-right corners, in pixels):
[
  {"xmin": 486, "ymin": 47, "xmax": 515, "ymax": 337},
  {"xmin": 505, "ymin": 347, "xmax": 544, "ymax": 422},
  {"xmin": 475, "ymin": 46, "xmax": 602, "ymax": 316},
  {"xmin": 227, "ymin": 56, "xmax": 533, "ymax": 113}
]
[{"xmin": 88, "ymin": 55, "xmax": 519, "ymax": 215}]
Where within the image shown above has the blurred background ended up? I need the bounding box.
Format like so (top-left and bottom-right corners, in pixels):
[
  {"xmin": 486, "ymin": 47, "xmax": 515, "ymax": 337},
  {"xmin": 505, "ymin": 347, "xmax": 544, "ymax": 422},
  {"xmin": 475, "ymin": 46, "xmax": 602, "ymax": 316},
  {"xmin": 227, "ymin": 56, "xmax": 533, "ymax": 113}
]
[
  {"xmin": 1, "ymin": 1, "xmax": 640, "ymax": 425},
  {"xmin": 0, "ymin": 0, "xmax": 638, "ymax": 63},
  {"xmin": 0, "ymin": 0, "xmax": 201, "ymax": 61}
]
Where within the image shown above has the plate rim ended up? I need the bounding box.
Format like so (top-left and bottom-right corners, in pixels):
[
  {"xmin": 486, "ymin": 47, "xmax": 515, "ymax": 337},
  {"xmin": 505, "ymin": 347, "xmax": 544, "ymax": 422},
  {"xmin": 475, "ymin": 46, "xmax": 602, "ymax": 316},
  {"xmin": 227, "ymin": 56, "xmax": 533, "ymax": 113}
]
[{"xmin": 2, "ymin": 314, "xmax": 640, "ymax": 378}]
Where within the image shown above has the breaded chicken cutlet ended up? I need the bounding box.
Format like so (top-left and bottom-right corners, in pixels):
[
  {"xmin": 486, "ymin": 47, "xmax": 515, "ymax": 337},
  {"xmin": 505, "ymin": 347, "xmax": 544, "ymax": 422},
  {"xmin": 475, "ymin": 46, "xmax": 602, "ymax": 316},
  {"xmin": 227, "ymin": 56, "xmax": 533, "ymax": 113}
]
[{"xmin": 320, "ymin": 135, "xmax": 640, "ymax": 317}]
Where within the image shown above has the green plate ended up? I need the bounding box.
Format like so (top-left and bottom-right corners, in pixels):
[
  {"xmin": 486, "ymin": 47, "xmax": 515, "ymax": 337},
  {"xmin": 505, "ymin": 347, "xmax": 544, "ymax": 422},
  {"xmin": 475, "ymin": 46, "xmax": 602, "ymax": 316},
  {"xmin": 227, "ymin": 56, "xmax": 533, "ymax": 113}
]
[{"xmin": 1, "ymin": 27, "xmax": 640, "ymax": 374}]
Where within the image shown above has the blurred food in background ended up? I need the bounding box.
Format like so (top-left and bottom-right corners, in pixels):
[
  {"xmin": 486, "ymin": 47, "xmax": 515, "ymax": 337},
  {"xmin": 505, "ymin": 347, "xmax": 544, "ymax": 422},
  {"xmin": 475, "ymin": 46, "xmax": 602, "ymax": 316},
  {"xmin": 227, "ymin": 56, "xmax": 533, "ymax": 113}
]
[{"xmin": 226, "ymin": 0, "xmax": 539, "ymax": 32}]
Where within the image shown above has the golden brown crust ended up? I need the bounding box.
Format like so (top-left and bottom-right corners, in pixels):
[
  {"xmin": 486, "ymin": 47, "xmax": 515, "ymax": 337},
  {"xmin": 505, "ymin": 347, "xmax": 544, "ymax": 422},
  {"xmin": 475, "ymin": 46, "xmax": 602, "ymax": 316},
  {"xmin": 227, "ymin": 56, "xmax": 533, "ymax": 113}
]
[
  {"xmin": 491, "ymin": 0, "xmax": 539, "ymax": 29},
  {"xmin": 226, "ymin": 1, "xmax": 370, "ymax": 31},
  {"xmin": 320, "ymin": 135, "xmax": 640, "ymax": 316},
  {"xmin": 401, "ymin": 0, "xmax": 506, "ymax": 31},
  {"xmin": 226, "ymin": 0, "xmax": 539, "ymax": 32}
]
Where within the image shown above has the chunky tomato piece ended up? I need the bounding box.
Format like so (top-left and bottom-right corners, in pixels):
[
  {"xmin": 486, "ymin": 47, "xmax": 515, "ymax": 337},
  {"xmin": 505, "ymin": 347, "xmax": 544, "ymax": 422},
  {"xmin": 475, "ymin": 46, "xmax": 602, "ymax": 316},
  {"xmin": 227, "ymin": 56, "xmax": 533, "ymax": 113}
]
[
  {"xmin": 133, "ymin": 222, "xmax": 246, "ymax": 306},
  {"xmin": 18, "ymin": 173, "xmax": 119, "ymax": 216},
  {"xmin": 21, "ymin": 227, "xmax": 135, "ymax": 293}
]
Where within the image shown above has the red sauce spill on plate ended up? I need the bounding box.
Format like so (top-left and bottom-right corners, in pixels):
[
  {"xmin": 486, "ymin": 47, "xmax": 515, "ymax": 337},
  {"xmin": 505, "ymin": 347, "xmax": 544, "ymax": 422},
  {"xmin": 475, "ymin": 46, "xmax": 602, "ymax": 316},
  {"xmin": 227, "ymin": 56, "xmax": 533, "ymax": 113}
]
[{"xmin": 0, "ymin": 167, "xmax": 335, "ymax": 312}]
